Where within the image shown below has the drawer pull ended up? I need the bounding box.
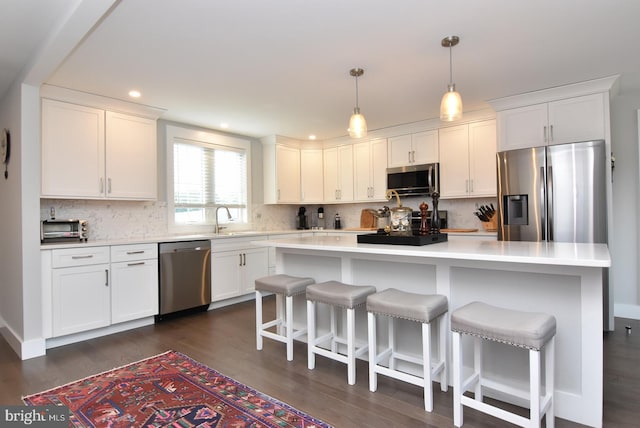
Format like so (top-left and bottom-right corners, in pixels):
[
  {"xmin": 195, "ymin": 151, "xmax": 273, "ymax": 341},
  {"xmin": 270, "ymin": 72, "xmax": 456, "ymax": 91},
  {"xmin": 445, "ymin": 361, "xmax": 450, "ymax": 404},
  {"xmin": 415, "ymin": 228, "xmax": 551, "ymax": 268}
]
[
  {"xmin": 71, "ymin": 255, "xmax": 94, "ymax": 259},
  {"xmin": 127, "ymin": 262, "xmax": 145, "ymax": 267},
  {"xmin": 126, "ymin": 250, "xmax": 145, "ymax": 255}
]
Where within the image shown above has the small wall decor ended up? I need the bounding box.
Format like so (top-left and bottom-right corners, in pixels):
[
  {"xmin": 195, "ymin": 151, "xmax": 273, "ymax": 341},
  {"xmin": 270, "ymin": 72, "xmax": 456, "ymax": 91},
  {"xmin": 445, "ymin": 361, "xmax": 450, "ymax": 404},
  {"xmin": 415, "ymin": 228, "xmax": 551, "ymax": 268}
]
[{"xmin": 1, "ymin": 128, "xmax": 10, "ymax": 179}]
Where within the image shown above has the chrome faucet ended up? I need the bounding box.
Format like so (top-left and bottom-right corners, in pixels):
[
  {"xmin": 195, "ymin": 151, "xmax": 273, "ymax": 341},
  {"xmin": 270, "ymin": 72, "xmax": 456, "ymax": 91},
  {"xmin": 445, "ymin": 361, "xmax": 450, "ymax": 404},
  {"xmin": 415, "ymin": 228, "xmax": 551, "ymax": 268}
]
[{"xmin": 215, "ymin": 206, "xmax": 233, "ymax": 234}]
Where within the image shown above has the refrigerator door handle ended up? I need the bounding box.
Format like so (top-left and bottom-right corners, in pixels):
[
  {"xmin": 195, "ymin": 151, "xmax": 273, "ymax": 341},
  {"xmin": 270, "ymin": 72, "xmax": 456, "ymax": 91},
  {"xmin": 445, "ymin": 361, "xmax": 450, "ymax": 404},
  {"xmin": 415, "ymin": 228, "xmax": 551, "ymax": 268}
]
[
  {"xmin": 547, "ymin": 165, "xmax": 554, "ymax": 241},
  {"xmin": 540, "ymin": 166, "xmax": 547, "ymax": 241}
]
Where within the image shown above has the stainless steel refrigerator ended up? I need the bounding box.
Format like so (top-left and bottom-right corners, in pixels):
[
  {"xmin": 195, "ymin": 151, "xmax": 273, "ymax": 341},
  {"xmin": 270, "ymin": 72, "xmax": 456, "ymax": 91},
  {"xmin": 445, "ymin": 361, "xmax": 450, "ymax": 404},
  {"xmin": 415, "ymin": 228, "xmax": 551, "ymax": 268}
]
[
  {"xmin": 497, "ymin": 140, "xmax": 607, "ymax": 244},
  {"xmin": 497, "ymin": 140, "xmax": 611, "ymax": 330}
]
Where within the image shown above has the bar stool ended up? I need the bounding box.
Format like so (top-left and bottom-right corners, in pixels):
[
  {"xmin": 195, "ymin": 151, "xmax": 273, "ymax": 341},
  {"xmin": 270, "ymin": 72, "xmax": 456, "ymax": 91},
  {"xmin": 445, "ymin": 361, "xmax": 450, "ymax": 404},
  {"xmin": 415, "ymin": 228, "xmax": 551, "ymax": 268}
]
[
  {"xmin": 451, "ymin": 301, "xmax": 556, "ymax": 428},
  {"xmin": 255, "ymin": 274, "xmax": 315, "ymax": 361},
  {"xmin": 367, "ymin": 288, "xmax": 448, "ymax": 412},
  {"xmin": 306, "ymin": 281, "xmax": 376, "ymax": 385}
]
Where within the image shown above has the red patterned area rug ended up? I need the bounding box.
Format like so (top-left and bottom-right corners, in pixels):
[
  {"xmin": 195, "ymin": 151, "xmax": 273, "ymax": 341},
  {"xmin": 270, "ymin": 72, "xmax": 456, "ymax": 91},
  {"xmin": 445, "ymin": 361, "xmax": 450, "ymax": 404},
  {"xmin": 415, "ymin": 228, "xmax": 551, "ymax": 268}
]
[{"xmin": 23, "ymin": 350, "xmax": 332, "ymax": 428}]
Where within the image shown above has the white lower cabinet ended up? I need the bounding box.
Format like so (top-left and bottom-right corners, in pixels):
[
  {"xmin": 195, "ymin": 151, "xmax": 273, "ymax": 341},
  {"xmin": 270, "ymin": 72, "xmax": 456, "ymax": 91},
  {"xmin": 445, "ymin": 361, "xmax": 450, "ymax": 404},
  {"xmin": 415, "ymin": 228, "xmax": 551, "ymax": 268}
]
[
  {"xmin": 50, "ymin": 247, "xmax": 111, "ymax": 337},
  {"xmin": 110, "ymin": 244, "xmax": 158, "ymax": 324},
  {"xmin": 45, "ymin": 243, "xmax": 158, "ymax": 339},
  {"xmin": 211, "ymin": 237, "xmax": 269, "ymax": 302}
]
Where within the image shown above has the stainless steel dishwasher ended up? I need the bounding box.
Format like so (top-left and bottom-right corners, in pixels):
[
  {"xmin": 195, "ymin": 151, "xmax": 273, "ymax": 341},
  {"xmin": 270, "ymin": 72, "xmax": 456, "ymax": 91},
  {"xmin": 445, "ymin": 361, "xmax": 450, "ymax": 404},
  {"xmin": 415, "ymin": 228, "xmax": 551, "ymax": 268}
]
[{"xmin": 158, "ymin": 240, "xmax": 211, "ymax": 319}]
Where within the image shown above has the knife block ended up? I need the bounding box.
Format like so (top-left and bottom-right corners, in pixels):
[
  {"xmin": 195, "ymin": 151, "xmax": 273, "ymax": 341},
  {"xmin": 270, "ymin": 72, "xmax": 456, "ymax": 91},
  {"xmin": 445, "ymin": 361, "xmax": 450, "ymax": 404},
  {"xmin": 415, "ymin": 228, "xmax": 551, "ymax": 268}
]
[{"xmin": 481, "ymin": 215, "xmax": 497, "ymax": 232}]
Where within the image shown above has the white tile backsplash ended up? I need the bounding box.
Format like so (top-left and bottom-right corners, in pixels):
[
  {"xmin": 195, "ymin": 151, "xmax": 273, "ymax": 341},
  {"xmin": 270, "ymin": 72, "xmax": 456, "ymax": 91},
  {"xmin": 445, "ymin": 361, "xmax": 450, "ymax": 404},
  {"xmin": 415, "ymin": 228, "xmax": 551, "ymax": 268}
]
[{"xmin": 41, "ymin": 197, "xmax": 497, "ymax": 240}]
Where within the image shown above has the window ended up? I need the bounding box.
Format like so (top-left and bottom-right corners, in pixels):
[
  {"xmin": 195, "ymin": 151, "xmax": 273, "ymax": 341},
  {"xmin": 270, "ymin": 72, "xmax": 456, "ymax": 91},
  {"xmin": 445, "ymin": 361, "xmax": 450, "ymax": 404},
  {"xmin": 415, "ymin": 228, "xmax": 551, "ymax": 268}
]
[{"xmin": 167, "ymin": 125, "xmax": 251, "ymax": 232}]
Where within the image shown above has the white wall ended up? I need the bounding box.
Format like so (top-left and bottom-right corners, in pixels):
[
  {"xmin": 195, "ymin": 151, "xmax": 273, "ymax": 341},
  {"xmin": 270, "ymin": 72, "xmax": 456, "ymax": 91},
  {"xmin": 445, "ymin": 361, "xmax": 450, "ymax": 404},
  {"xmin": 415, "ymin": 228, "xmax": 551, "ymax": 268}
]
[
  {"xmin": 610, "ymin": 81, "xmax": 640, "ymax": 318},
  {"xmin": 0, "ymin": 81, "xmax": 25, "ymax": 346}
]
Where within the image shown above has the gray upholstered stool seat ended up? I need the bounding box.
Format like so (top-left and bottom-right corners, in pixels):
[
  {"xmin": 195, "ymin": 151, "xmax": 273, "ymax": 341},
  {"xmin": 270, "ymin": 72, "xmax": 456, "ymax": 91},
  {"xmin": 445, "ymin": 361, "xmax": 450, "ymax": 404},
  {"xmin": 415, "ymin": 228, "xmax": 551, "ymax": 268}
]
[
  {"xmin": 306, "ymin": 281, "xmax": 376, "ymax": 385},
  {"xmin": 451, "ymin": 301, "xmax": 556, "ymax": 350},
  {"xmin": 367, "ymin": 288, "xmax": 448, "ymax": 412},
  {"xmin": 255, "ymin": 274, "xmax": 315, "ymax": 361},
  {"xmin": 367, "ymin": 288, "xmax": 448, "ymax": 323},
  {"xmin": 255, "ymin": 274, "xmax": 315, "ymax": 296},
  {"xmin": 306, "ymin": 281, "xmax": 376, "ymax": 308},
  {"xmin": 451, "ymin": 302, "xmax": 556, "ymax": 428}
]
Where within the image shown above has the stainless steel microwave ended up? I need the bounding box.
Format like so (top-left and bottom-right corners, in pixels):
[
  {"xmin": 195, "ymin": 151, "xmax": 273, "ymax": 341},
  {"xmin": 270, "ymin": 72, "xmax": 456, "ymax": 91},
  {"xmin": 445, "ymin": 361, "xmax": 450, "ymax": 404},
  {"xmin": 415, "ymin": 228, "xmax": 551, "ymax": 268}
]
[
  {"xmin": 386, "ymin": 163, "xmax": 440, "ymax": 197},
  {"xmin": 41, "ymin": 219, "xmax": 88, "ymax": 243}
]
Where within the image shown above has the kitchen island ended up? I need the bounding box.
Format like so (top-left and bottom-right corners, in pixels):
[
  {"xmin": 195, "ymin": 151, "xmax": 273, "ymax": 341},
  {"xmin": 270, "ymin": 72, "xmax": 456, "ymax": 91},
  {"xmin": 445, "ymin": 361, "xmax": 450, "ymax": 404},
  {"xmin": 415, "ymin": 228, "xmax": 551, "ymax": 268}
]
[{"xmin": 253, "ymin": 234, "xmax": 610, "ymax": 428}]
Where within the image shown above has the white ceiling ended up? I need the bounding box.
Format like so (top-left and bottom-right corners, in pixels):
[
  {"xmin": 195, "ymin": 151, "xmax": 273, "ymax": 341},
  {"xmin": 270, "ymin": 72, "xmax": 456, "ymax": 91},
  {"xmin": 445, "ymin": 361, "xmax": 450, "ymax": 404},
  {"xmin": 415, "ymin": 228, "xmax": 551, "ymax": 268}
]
[{"xmin": 3, "ymin": 0, "xmax": 640, "ymax": 141}]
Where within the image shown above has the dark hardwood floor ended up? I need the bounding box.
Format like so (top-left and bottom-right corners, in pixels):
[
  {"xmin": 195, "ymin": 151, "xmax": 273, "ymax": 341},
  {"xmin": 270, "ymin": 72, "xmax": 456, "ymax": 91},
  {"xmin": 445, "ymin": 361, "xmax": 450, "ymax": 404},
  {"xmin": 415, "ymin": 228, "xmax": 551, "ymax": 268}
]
[{"xmin": 1, "ymin": 298, "xmax": 638, "ymax": 427}]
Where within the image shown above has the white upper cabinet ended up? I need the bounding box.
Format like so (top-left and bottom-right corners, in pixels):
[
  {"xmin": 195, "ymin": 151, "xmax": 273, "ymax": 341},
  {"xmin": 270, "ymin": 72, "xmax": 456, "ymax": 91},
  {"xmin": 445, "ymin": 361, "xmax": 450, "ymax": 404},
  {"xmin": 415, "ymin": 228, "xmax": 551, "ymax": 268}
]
[
  {"xmin": 42, "ymin": 99, "xmax": 106, "ymax": 198},
  {"xmin": 496, "ymin": 93, "xmax": 606, "ymax": 151},
  {"xmin": 439, "ymin": 120, "xmax": 497, "ymax": 199},
  {"xmin": 354, "ymin": 138, "xmax": 388, "ymax": 201},
  {"xmin": 323, "ymin": 145, "xmax": 353, "ymax": 202},
  {"xmin": 105, "ymin": 111, "xmax": 157, "ymax": 199},
  {"xmin": 388, "ymin": 130, "xmax": 438, "ymax": 167},
  {"xmin": 41, "ymin": 99, "xmax": 157, "ymax": 200},
  {"xmin": 300, "ymin": 148, "xmax": 324, "ymax": 203},
  {"xmin": 263, "ymin": 143, "xmax": 300, "ymax": 204}
]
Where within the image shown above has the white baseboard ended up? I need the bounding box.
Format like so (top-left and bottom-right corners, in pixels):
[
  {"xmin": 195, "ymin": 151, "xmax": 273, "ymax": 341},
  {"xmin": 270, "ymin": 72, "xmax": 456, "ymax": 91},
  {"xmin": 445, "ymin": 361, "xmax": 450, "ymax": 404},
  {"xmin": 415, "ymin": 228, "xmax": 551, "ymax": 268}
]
[
  {"xmin": 614, "ymin": 303, "xmax": 640, "ymax": 320},
  {"xmin": 0, "ymin": 325, "xmax": 46, "ymax": 360}
]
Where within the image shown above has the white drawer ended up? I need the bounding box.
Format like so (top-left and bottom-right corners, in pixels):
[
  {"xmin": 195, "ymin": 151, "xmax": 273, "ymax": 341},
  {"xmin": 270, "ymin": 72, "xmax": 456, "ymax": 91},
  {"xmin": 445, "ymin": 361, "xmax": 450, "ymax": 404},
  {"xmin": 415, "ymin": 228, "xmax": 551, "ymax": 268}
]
[
  {"xmin": 110, "ymin": 243, "xmax": 158, "ymax": 262},
  {"xmin": 52, "ymin": 246, "xmax": 110, "ymax": 268}
]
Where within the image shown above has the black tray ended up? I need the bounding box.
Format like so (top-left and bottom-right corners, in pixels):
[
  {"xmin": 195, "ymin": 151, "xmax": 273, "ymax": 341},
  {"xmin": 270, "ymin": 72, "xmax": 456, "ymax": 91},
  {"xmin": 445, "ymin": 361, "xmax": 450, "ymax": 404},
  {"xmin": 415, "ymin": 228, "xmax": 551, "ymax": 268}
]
[{"xmin": 357, "ymin": 232, "xmax": 448, "ymax": 246}]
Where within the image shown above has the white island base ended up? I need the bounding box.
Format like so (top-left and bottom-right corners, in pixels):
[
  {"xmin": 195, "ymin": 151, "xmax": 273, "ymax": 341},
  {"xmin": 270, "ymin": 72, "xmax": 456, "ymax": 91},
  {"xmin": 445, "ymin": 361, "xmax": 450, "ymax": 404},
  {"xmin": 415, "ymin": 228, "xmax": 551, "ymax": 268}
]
[{"xmin": 254, "ymin": 234, "xmax": 611, "ymax": 428}]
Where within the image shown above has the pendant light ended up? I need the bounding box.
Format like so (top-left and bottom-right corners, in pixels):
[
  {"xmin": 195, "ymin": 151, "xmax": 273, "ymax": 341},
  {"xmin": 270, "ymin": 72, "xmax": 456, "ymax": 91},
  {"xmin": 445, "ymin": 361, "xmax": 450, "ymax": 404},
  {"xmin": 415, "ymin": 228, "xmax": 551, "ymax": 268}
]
[
  {"xmin": 348, "ymin": 68, "xmax": 367, "ymax": 138},
  {"xmin": 440, "ymin": 35, "xmax": 463, "ymax": 122}
]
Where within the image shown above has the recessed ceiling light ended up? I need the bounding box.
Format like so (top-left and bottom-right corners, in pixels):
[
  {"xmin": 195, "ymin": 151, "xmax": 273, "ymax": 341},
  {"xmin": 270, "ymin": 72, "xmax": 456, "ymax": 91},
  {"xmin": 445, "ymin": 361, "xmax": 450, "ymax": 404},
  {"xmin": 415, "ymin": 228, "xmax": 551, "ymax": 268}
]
[
  {"xmin": 308, "ymin": 135, "xmax": 316, "ymax": 140},
  {"xmin": 220, "ymin": 123, "xmax": 229, "ymax": 129},
  {"xmin": 128, "ymin": 90, "xmax": 141, "ymax": 98}
]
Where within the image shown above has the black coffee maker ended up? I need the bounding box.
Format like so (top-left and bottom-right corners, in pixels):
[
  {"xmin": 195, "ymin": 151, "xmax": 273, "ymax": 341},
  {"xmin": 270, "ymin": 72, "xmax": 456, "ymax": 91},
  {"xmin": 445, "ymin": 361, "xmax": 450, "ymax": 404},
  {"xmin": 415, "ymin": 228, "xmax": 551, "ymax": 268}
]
[{"xmin": 297, "ymin": 206, "xmax": 308, "ymax": 230}]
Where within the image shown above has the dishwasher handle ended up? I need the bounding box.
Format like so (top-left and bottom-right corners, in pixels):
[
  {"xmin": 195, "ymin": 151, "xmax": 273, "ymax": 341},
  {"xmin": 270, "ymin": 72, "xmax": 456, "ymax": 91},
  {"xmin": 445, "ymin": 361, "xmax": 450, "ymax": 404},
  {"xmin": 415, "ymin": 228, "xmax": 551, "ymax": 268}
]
[{"xmin": 173, "ymin": 246, "xmax": 208, "ymax": 252}]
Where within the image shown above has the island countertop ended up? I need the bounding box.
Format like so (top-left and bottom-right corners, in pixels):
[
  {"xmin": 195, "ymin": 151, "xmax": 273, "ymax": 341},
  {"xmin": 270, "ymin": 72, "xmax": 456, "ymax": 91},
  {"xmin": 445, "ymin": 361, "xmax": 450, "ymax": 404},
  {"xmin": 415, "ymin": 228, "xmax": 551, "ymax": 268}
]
[{"xmin": 253, "ymin": 234, "xmax": 611, "ymax": 268}]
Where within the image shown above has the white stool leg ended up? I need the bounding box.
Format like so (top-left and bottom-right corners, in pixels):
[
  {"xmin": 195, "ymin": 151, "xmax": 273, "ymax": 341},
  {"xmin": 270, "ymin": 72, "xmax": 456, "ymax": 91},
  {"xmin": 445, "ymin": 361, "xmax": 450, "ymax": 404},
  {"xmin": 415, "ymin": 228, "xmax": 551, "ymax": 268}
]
[
  {"xmin": 546, "ymin": 337, "xmax": 555, "ymax": 428},
  {"xmin": 422, "ymin": 321, "xmax": 433, "ymax": 412},
  {"xmin": 256, "ymin": 290, "xmax": 263, "ymax": 351},
  {"xmin": 347, "ymin": 307, "xmax": 356, "ymax": 385},
  {"xmin": 388, "ymin": 316, "xmax": 396, "ymax": 370},
  {"xmin": 330, "ymin": 305, "xmax": 337, "ymax": 352},
  {"xmin": 453, "ymin": 331, "xmax": 463, "ymax": 427},
  {"xmin": 285, "ymin": 295, "xmax": 294, "ymax": 361},
  {"xmin": 474, "ymin": 336, "xmax": 483, "ymax": 402},
  {"xmin": 530, "ymin": 348, "xmax": 541, "ymax": 428},
  {"xmin": 439, "ymin": 314, "xmax": 448, "ymax": 392},
  {"xmin": 307, "ymin": 300, "xmax": 316, "ymax": 370},
  {"xmin": 368, "ymin": 311, "xmax": 377, "ymax": 392}
]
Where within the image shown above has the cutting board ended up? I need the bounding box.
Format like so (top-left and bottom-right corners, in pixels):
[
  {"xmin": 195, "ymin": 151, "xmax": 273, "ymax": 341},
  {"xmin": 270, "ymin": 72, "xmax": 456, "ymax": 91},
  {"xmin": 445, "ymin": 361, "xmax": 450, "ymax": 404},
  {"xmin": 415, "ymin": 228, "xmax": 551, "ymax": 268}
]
[
  {"xmin": 440, "ymin": 228, "xmax": 478, "ymax": 233},
  {"xmin": 360, "ymin": 209, "xmax": 377, "ymax": 228}
]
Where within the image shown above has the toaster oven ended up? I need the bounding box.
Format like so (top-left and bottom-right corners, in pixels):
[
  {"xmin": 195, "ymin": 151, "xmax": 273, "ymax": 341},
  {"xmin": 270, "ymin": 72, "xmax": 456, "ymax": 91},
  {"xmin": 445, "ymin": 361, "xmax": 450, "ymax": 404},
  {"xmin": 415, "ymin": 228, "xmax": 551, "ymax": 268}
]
[{"xmin": 41, "ymin": 219, "xmax": 88, "ymax": 243}]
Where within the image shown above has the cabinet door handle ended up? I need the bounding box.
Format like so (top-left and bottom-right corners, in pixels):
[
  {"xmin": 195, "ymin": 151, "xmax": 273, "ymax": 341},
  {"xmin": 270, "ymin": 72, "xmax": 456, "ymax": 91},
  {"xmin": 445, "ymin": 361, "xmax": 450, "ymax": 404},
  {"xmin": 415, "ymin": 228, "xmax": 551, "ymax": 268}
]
[
  {"xmin": 239, "ymin": 254, "xmax": 243, "ymax": 266},
  {"xmin": 127, "ymin": 261, "xmax": 145, "ymax": 267},
  {"xmin": 543, "ymin": 126, "xmax": 548, "ymax": 142},
  {"xmin": 99, "ymin": 178, "xmax": 104, "ymax": 193},
  {"xmin": 549, "ymin": 124, "xmax": 554, "ymax": 142},
  {"xmin": 71, "ymin": 254, "xmax": 94, "ymax": 259},
  {"xmin": 107, "ymin": 178, "xmax": 112, "ymax": 194},
  {"xmin": 105, "ymin": 269, "xmax": 109, "ymax": 286},
  {"xmin": 408, "ymin": 151, "xmax": 412, "ymax": 163},
  {"xmin": 243, "ymin": 253, "xmax": 247, "ymax": 266},
  {"xmin": 277, "ymin": 189, "xmax": 280, "ymax": 201},
  {"xmin": 469, "ymin": 179, "xmax": 474, "ymax": 193},
  {"xmin": 465, "ymin": 179, "xmax": 469, "ymax": 193},
  {"xmin": 412, "ymin": 150, "xmax": 415, "ymax": 163}
]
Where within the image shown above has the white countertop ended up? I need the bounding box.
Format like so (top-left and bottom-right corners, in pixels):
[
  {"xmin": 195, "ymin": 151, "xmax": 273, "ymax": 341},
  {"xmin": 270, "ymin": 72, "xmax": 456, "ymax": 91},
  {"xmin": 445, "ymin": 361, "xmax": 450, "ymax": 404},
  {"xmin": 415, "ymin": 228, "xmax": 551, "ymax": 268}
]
[
  {"xmin": 254, "ymin": 234, "xmax": 611, "ymax": 268},
  {"xmin": 39, "ymin": 229, "xmax": 497, "ymax": 250}
]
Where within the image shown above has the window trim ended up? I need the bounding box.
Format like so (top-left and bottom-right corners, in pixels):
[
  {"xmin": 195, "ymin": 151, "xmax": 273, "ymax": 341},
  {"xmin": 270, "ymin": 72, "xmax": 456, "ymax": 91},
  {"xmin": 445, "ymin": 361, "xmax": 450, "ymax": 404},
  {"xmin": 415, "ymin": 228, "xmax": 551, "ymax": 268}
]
[{"xmin": 166, "ymin": 124, "xmax": 252, "ymax": 234}]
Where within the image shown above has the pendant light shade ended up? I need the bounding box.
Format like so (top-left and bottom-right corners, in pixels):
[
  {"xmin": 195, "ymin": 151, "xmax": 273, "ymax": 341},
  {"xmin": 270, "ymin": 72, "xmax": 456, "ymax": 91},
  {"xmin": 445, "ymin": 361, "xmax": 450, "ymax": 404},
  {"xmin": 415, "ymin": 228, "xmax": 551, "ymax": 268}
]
[
  {"xmin": 348, "ymin": 68, "xmax": 367, "ymax": 138},
  {"xmin": 440, "ymin": 36, "xmax": 463, "ymax": 122}
]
